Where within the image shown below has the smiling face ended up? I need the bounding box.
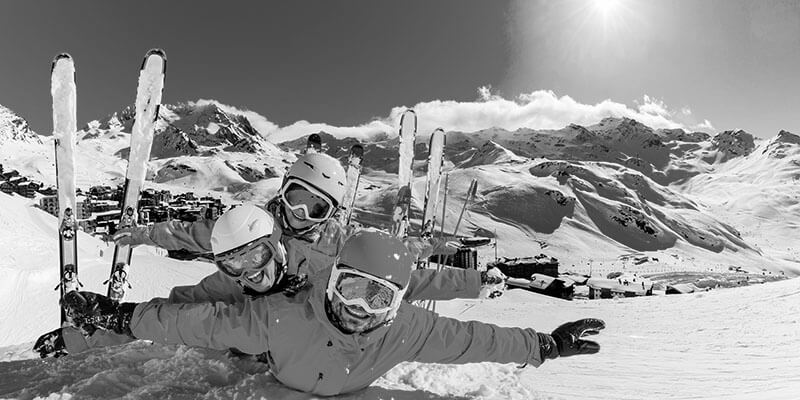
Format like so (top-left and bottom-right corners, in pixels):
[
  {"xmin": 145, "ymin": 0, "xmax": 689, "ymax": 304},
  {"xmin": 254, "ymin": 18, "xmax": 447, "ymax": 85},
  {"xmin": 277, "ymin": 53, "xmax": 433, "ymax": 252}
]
[
  {"xmin": 234, "ymin": 258, "xmax": 280, "ymax": 293},
  {"xmin": 327, "ymin": 293, "xmax": 391, "ymax": 334}
]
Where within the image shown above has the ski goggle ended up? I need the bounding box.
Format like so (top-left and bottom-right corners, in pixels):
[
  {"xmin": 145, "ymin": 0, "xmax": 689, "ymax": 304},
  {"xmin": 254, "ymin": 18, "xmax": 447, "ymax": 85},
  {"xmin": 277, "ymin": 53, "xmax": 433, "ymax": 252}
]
[
  {"xmin": 214, "ymin": 236, "xmax": 282, "ymax": 280},
  {"xmin": 326, "ymin": 263, "xmax": 404, "ymax": 315},
  {"xmin": 279, "ymin": 178, "xmax": 336, "ymax": 222}
]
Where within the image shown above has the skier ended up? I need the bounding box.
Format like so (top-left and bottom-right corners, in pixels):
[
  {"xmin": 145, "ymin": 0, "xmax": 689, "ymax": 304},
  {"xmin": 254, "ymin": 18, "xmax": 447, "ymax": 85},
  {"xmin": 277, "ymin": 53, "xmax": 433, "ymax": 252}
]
[
  {"xmin": 62, "ymin": 230, "xmax": 605, "ymax": 397},
  {"xmin": 41, "ymin": 204, "xmax": 495, "ymax": 357}
]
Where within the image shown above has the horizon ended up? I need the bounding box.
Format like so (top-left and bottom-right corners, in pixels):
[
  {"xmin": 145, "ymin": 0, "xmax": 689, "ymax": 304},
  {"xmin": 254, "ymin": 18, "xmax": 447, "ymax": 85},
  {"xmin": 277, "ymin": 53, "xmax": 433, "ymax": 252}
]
[{"xmin": 1, "ymin": 1, "xmax": 798, "ymax": 139}]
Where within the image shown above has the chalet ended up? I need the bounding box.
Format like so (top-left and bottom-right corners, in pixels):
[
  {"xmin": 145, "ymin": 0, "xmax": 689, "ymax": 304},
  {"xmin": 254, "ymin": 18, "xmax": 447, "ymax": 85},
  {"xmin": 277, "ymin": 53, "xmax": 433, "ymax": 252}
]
[
  {"xmin": 40, "ymin": 195, "xmax": 93, "ymax": 219},
  {"xmin": 488, "ymin": 254, "xmax": 560, "ymax": 279},
  {"xmin": 587, "ymin": 276, "xmax": 652, "ymax": 299},
  {"xmin": 1, "ymin": 169, "xmax": 19, "ymax": 180},
  {"xmin": 17, "ymin": 181, "xmax": 41, "ymax": 198}
]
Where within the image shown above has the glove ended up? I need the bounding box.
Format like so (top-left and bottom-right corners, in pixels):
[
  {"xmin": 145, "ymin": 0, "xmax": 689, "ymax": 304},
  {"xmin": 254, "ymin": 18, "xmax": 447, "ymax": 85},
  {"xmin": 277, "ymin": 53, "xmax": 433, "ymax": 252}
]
[
  {"xmin": 33, "ymin": 327, "xmax": 68, "ymax": 359},
  {"xmin": 480, "ymin": 267, "xmax": 507, "ymax": 299},
  {"xmin": 538, "ymin": 318, "xmax": 605, "ymax": 360},
  {"xmin": 112, "ymin": 226, "xmax": 153, "ymax": 247},
  {"xmin": 61, "ymin": 291, "xmax": 137, "ymax": 336},
  {"xmin": 480, "ymin": 267, "xmax": 507, "ymax": 285}
]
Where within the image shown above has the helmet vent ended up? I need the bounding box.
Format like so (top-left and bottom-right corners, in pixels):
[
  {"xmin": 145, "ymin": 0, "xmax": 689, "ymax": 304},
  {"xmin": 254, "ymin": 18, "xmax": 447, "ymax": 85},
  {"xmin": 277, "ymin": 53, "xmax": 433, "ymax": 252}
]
[
  {"xmin": 322, "ymin": 172, "xmax": 330, "ymax": 179},
  {"xmin": 304, "ymin": 161, "xmax": 315, "ymax": 169}
]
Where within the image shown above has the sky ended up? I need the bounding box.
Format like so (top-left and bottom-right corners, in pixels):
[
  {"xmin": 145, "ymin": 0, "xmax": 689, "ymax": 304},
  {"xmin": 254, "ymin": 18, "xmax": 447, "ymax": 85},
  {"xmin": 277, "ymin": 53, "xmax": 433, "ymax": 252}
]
[{"xmin": 0, "ymin": 0, "xmax": 798, "ymax": 139}]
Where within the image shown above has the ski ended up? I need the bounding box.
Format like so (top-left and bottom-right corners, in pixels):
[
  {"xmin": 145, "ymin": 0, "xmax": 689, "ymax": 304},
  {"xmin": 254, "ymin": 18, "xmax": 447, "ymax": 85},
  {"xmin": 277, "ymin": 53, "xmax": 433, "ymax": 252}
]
[
  {"xmin": 51, "ymin": 53, "xmax": 81, "ymax": 326},
  {"xmin": 306, "ymin": 132, "xmax": 322, "ymax": 154},
  {"xmin": 420, "ymin": 128, "xmax": 446, "ymax": 238},
  {"xmin": 339, "ymin": 143, "xmax": 364, "ymax": 225},
  {"xmin": 106, "ymin": 49, "xmax": 167, "ymax": 301},
  {"xmin": 391, "ymin": 110, "xmax": 417, "ymax": 238}
]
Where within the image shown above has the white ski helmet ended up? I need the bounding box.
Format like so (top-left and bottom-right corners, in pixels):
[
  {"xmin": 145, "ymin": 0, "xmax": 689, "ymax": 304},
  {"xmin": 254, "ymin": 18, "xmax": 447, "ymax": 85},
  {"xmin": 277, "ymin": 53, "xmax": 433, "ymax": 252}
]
[
  {"xmin": 284, "ymin": 153, "xmax": 347, "ymax": 207},
  {"xmin": 211, "ymin": 204, "xmax": 287, "ymax": 294},
  {"xmin": 210, "ymin": 204, "xmax": 281, "ymax": 255}
]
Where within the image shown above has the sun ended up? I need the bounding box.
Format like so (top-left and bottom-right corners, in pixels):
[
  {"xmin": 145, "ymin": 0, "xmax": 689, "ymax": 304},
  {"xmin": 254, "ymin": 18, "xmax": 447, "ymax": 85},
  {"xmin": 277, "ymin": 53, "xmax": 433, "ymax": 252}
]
[{"xmin": 592, "ymin": 0, "xmax": 622, "ymax": 16}]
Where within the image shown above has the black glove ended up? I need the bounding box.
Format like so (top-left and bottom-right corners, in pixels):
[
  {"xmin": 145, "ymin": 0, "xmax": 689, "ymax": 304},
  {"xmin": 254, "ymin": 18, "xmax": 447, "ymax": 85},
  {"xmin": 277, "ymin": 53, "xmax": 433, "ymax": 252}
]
[
  {"xmin": 538, "ymin": 318, "xmax": 605, "ymax": 360},
  {"xmin": 61, "ymin": 291, "xmax": 137, "ymax": 336},
  {"xmin": 33, "ymin": 327, "xmax": 68, "ymax": 359}
]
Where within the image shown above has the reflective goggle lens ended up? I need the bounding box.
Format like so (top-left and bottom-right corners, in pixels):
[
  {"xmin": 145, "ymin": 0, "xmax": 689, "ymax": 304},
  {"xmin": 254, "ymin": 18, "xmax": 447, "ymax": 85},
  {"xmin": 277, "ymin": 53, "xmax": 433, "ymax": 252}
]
[
  {"xmin": 283, "ymin": 182, "xmax": 332, "ymax": 219},
  {"xmin": 216, "ymin": 242, "xmax": 274, "ymax": 278},
  {"xmin": 335, "ymin": 272, "xmax": 396, "ymax": 311}
]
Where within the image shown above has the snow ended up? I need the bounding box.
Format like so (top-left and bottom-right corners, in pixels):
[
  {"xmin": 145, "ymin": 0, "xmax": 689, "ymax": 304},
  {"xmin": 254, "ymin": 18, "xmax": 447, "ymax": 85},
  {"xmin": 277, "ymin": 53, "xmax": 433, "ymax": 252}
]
[{"xmin": 1, "ymin": 189, "xmax": 799, "ymax": 398}]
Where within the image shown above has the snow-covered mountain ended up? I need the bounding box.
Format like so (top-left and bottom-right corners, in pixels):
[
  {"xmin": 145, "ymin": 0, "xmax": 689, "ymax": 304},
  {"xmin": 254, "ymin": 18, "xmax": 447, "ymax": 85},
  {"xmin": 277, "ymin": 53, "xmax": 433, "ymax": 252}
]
[
  {"xmin": 0, "ymin": 101, "xmax": 293, "ymax": 202},
  {"xmin": 0, "ymin": 105, "xmax": 41, "ymax": 144},
  {"xmin": 2, "ymin": 102, "xmax": 797, "ymax": 276}
]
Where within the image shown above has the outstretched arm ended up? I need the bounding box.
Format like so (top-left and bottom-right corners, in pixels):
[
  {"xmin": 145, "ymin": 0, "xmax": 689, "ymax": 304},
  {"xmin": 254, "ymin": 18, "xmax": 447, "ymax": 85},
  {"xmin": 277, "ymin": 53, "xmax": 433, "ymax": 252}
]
[
  {"xmin": 114, "ymin": 219, "xmax": 216, "ymax": 253},
  {"xmin": 405, "ymin": 305, "xmax": 604, "ymax": 366},
  {"xmin": 409, "ymin": 308, "xmax": 545, "ymax": 366},
  {"xmin": 130, "ymin": 298, "xmax": 270, "ymax": 354}
]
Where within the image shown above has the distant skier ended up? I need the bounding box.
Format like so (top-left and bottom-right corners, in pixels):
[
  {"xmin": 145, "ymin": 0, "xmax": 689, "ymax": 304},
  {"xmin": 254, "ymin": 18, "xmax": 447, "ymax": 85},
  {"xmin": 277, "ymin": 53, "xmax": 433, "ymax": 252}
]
[{"xmin": 62, "ymin": 230, "xmax": 606, "ymax": 397}]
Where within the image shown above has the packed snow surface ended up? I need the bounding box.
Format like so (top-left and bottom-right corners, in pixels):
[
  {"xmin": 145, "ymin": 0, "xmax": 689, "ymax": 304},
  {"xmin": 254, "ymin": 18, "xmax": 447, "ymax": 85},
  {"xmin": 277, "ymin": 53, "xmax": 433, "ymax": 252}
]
[{"xmin": 0, "ymin": 194, "xmax": 798, "ymax": 399}]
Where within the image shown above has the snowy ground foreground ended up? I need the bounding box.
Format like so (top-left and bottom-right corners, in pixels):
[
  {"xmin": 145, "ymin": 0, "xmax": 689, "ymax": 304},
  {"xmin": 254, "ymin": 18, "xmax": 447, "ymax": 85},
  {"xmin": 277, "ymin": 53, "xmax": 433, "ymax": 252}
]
[
  {"xmin": 1, "ymin": 278, "xmax": 798, "ymax": 399},
  {"xmin": 0, "ymin": 187, "xmax": 798, "ymax": 399}
]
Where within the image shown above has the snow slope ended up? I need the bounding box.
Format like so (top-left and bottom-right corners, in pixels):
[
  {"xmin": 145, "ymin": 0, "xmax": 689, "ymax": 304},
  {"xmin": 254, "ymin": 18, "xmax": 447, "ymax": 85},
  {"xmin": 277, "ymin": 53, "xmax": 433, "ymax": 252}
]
[
  {"xmin": 1, "ymin": 268, "xmax": 798, "ymax": 399},
  {"xmin": 0, "ymin": 193, "xmax": 216, "ymax": 348}
]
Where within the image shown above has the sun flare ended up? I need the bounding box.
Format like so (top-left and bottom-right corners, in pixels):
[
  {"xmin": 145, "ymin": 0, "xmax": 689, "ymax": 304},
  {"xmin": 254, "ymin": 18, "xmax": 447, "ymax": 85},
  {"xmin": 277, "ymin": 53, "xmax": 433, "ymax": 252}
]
[{"xmin": 593, "ymin": 0, "xmax": 622, "ymax": 16}]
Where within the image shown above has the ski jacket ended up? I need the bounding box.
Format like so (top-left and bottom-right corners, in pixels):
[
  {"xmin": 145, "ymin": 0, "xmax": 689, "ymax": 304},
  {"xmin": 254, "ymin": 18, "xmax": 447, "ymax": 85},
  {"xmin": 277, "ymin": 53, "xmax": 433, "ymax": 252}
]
[
  {"xmin": 141, "ymin": 201, "xmax": 464, "ymax": 289},
  {"xmin": 130, "ymin": 270, "xmax": 544, "ymax": 397}
]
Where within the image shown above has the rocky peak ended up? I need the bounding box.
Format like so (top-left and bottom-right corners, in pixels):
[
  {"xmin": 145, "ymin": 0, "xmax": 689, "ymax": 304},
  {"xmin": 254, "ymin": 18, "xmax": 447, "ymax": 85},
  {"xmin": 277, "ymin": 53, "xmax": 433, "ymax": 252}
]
[
  {"xmin": 712, "ymin": 129, "xmax": 755, "ymax": 158},
  {"xmin": 0, "ymin": 105, "xmax": 43, "ymax": 144},
  {"xmin": 774, "ymin": 130, "xmax": 800, "ymax": 145}
]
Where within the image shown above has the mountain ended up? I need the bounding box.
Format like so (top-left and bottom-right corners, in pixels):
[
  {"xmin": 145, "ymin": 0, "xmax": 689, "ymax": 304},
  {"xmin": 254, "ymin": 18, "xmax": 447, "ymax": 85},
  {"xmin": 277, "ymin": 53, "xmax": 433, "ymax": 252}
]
[
  {"xmin": 1, "ymin": 102, "xmax": 797, "ymax": 275},
  {"xmin": 0, "ymin": 105, "xmax": 41, "ymax": 144},
  {"xmin": 0, "ymin": 101, "xmax": 293, "ymax": 200}
]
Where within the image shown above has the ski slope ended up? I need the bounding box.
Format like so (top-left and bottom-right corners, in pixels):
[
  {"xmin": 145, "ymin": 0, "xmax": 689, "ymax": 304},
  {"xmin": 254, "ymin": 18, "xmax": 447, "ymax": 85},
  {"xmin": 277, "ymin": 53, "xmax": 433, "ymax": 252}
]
[{"xmin": 0, "ymin": 193, "xmax": 798, "ymax": 399}]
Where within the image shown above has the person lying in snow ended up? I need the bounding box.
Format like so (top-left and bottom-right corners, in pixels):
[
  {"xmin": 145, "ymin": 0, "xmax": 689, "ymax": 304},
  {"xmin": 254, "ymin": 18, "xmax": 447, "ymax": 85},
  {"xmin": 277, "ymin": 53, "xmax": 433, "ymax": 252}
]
[
  {"xmin": 61, "ymin": 230, "xmax": 605, "ymax": 397},
  {"xmin": 35, "ymin": 204, "xmax": 505, "ymax": 358}
]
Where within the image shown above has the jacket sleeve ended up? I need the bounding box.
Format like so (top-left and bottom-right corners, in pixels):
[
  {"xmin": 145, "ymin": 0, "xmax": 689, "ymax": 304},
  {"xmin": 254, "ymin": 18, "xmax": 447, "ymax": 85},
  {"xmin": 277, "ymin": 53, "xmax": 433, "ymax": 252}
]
[
  {"xmin": 406, "ymin": 305, "xmax": 544, "ymax": 367},
  {"xmin": 146, "ymin": 219, "xmax": 216, "ymax": 253},
  {"xmin": 403, "ymin": 237, "xmax": 458, "ymax": 260},
  {"xmin": 168, "ymin": 271, "xmax": 245, "ymax": 305},
  {"xmin": 129, "ymin": 298, "xmax": 270, "ymax": 355},
  {"xmin": 404, "ymin": 268, "xmax": 481, "ymax": 301}
]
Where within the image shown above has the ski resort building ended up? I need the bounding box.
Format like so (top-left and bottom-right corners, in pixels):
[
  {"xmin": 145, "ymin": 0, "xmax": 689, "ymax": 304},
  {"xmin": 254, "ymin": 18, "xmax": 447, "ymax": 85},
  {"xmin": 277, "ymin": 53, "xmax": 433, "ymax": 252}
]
[{"xmin": 488, "ymin": 255, "xmax": 560, "ymax": 279}]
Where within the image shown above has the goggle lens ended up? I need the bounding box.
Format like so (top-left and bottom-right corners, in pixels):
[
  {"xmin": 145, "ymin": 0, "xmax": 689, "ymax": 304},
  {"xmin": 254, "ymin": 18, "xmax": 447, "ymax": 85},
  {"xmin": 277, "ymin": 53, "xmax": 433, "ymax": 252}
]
[
  {"xmin": 335, "ymin": 272, "xmax": 396, "ymax": 311},
  {"xmin": 284, "ymin": 182, "xmax": 332, "ymax": 219},
  {"xmin": 216, "ymin": 241, "xmax": 274, "ymax": 278}
]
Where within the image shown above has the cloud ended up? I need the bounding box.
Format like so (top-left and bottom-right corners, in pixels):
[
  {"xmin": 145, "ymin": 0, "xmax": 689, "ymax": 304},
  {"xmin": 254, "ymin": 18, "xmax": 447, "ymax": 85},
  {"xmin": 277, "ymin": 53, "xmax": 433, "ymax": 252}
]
[
  {"xmin": 193, "ymin": 89, "xmax": 714, "ymax": 143},
  {"xmin": 384, "ymin": 88, "xmax": 713, "ymax": 137}
]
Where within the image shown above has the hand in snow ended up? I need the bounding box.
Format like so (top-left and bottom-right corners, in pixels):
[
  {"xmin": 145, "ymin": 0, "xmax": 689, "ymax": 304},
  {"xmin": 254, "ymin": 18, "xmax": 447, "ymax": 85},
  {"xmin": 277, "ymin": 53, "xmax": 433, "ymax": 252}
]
[
  {"xmin": 112, "ymin": 226, "xmax": 151, "ymax": 247},
  {"xmin": 538, "ymin": 318, "xmax": 606, "ymax": 360},
  {"xmin": 61, "ymin": 291, "xmax": 137, "ymax": 336}
]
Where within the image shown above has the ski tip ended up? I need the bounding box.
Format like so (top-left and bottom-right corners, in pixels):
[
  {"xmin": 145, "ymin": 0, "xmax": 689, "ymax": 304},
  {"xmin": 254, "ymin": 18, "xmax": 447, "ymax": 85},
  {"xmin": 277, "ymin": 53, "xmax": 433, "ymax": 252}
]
[
  {"xmin": 51, "ymin": 53, "xmax": 73, "ymax": 73},
  {"xmin": 399, "ymin": 109, "xmax": 418, "ymax": 132},
  {"xmin": 142, "ymin": 48, "xmax": 167, "ymax": 73},
  {"xmin": 146, "ymin": 48, "xmax": 167, "ymax": 58}
]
